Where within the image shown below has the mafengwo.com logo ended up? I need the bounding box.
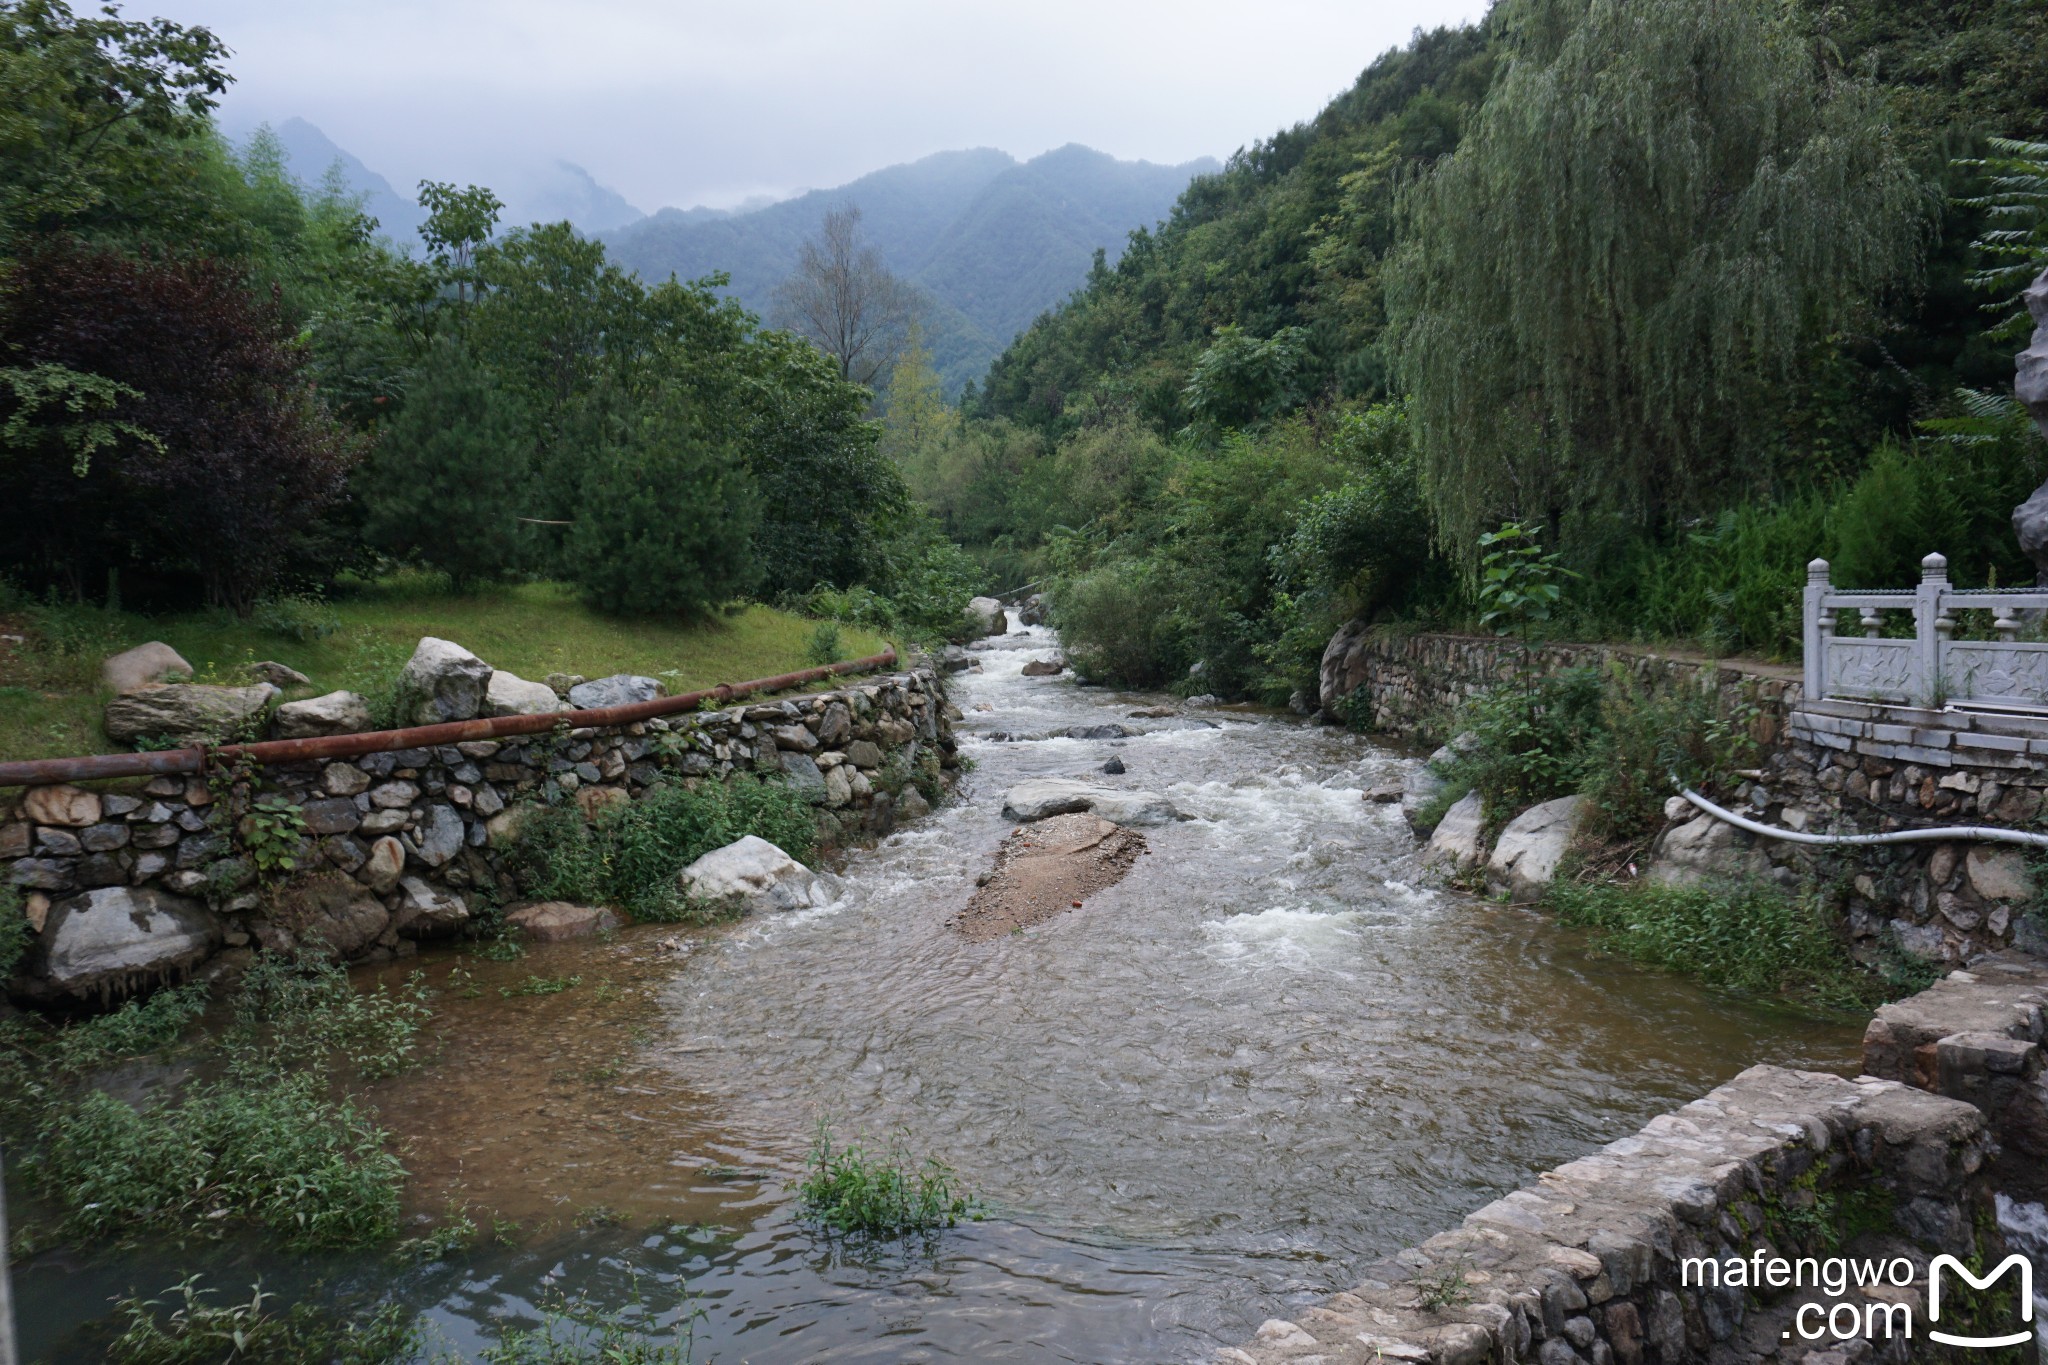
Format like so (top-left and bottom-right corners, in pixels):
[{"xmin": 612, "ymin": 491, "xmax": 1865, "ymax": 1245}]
[{"xmin": 1682, "ymin": 1251, "xmax": 2036, "ymax": 1348}]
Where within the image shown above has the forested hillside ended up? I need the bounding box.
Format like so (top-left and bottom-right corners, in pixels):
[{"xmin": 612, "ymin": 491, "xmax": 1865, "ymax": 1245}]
[
  {"xmin": 603, "ymin": 145, "xmax": 1217, "ymax": 393},
  {"xmin": 890, "ymin": 0, "xmax": 2048, "ymax": 706}
]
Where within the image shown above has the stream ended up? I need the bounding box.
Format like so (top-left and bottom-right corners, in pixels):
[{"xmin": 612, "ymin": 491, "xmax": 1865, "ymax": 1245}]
[{"xmin": 16, "ymin": 617, "xmax": 1867, "ymax": 1363}]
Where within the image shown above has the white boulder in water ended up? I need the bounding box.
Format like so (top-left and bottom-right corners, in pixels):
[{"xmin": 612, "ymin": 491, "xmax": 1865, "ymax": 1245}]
[
  {"xmin": 1001, "ymin": 779, "xmax": 1177, "ymax": 827},
  {"xmin": 1486, "ymin": 795, "xmax": 1581, "ymax": 900},
  {"xmin": 678, "ymin": 835, "xmax": 832, "ymax": 915}
]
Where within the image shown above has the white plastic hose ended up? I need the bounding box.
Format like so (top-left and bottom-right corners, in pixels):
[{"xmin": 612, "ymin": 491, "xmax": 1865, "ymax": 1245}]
[{"xmin": 1680, "ymin": 788, "xmax": 2048, "ymax": 850}]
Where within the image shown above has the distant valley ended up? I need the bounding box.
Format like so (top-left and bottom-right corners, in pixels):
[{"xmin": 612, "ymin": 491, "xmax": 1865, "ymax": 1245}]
[{"xmin": 239, "ymin": 120, "xmax": 1215, "ymax": 394}]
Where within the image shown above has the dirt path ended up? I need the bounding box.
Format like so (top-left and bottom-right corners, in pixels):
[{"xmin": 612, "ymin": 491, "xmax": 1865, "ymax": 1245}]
[{"xmin": 948, "ymin": 813, "xmax": 1147, "ymax": 939}]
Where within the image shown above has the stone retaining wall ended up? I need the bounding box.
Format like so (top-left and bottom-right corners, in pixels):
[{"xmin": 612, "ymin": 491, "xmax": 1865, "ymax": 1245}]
[
  {"xmin": 2, "ymin": 668, "xmax": 956, "ymax": 1001},
  {"xmin": 1234, "ymin": 957, "xmax": 2048, "ymax": 1365},
  {"xmin": 1323, "ymin": 625, "xmax": 2047, "ymax": 967}
]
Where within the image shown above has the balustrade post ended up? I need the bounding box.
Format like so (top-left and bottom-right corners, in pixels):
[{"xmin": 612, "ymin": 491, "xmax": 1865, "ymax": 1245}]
[
  {"xmin": 1916, "ymin": 552, "xmax": 1948, "ymax": 707},
  {"xmin": 1803, "ymin": 558, "xmax": 1832, "ymax": 701}
]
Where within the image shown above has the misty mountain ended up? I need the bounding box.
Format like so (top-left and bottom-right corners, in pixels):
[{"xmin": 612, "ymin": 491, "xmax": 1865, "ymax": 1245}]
[
  {"xmin": 602, "ymin": 144, "xmax": 1218, "ymax": 393},
  {"xmin": 236, "ymin": 119, "xmax": 643, "ymax": 243}
]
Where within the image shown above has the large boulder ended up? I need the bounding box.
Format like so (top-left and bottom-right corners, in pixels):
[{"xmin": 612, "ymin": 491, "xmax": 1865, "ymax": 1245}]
[
  {"xmin": 568, "ymin": 674, "xmax": 661, "ymax": 710},
  {"xmin": 487, "ymin": 669, "xmax": 565, "ymax": 717},
  {"xmin": 678, "ymin": 835, "xmax": 831, "ymax": 915},
  {"xmin": 2015, "ymin": 268, "xmax": 2048, "ymax": 579},
  {"xmin": 101, "ymin": 642, "xmax": 192, "ymax": 695},
  {"xmin": 29, "ymin": 886, "xmax": 219, "ymax": 999},
  {"xmin": 1400, "ymin": 763, "xmax": 1444, "ymax": 835},
  {"xmin": 265, "ymin": 874, "xmax": 389, "ymax": 958},
  {"xmin": 505, "ymin": 900, "xmax": 619, "ymax": 943},
  {"xmin": 103, "ymin": 682, "xmax": 278, "ymax": 746},
  {"xmin": 1646, "ymin": 811, "xmax": 1777, "ymax": 887},
  {"xmin": 1423, "ymin": 791, "xmax": 1486, "ymax": 871},
  {"xmin": 1000, "ymin": 779, "xmax": 1177, "ymax": 827},
  {"xmin": 1318, "ymin": 618, "xmax": 1373, "ymax": 716},
  {"xmin": 961, "ymin": 596, "xmax": 1006, "ymax": 638},
  {"xmin": 395, "ymin": 637, "xmax": 492, "ymax": 726},
  {"xmin": 273, "ymin": 690, "xmax": 373, "ymax": 739},
  {"xmin": 1486, "ymin": 795, "xmax": 1582, "ymax": 900},
  {"xmin": 1018, "ymin": 593, "xmax": 1048, "ymax": 626}
]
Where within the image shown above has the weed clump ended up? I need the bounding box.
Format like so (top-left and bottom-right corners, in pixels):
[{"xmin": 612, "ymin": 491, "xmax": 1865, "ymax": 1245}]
[{"xmin": 798, "ymin": 1121, "xmax": 978, "ymax": 1237}]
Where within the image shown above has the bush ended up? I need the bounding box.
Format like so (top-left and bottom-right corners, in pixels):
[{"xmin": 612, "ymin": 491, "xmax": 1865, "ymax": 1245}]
[
  {"xmin": 798, "ymin": 1121, "xmax": 976, "ymax": 1237},
  {"xmin": 1547, "ymin": 878, "xmax": 1870, "ymax": 1010},
  {"xmin": 107, "ymin": 1277, "xmax": 415, "ymax": 1365},
  {"xmin": 1422, "ymin": 668, "xmax": 1606, "ymax": 831},
  {"xmin": 33, "ymin": 1071, "xmax": 404, "ymax": 1248},
  {"xmin": 506, "ymin": 776, "xmax": 818, "ymax": 920},
  {"xmin": 1049, "ymin": 557, "xmax": 1185, "ymax": 686},
  {"xmin": 562, "ymin": 387, "xmax": 760, "ymax": 617},
  {"xmin": 1578, "ymin": 668, "xmax": 1761, "ymax": 842}
]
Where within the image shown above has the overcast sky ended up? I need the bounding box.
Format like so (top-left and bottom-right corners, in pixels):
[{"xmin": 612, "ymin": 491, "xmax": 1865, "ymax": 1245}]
[{"xmin": 178, "ymin": 1, "xmax": 1487, "ymax": 212}]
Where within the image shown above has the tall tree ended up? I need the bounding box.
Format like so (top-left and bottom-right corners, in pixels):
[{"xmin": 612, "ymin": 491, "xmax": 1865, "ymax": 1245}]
[
  {"xmin": 358, "ymin": 339, "xmax": 531, "ymax": 591},
  {"xmin": 772, "ymin": 204, "xmax": 917, "ymax": 389},
  {"xmin": 1387, "ymin": 0, "xmax": 1930, "ymax": 568}
]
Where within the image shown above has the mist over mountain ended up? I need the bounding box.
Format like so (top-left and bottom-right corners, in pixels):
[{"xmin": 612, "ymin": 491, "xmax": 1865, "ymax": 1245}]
[{"xmin": 603, "ymin": 144, "xmax": 1218, "ymax": 393}]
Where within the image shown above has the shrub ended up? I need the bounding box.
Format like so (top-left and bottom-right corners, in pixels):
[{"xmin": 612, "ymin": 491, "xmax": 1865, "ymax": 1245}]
[
  {"xmin": 1049, "ymin": 557, "xmax": 1185, "ymax": 686},
  {"xmin": 798, "ymin": 1121, "xmax": 977, "ymax": 1236},
  {"xmin": 106, "ymin": 1277, "xmax": 415, "ymax": 1365},
  {"xmin": 1578, "ymin": 668, "xmax": 1760, "ymax": 841},
  {"xmin": 33, "ymin": 1071, "xmax": 404, "ymax": 1248},
  {"xmin": 1547, "ymin": 878, "xmax": 1870, "ymax": 1010},
  {"xmin": 506, "ymin": 776, "xmax": 818, "ymax": 920},
  {"xmin": 1423, "ymin": 668, "xmax": 1606, "ymax": 830},
  {"xmin": 805, "ymin": 620, "xmax": 843, "ymax": 667},
  {"xmin": 0, "ymin": 883, "xmax": 28, "ymax": 978}
]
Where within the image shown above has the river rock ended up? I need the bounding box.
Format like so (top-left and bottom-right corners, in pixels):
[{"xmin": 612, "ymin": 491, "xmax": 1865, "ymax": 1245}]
[
  {"xmin": 543, "ymin": 672, "xmax": 586, "ymax": 697},
  {"xmin": 30, "ymin": 886, "xmax": 219, "ymax": 999},
  {"xmin": 270, "ymin": 875, "xmax": 389, "ymax": 957},
  {"xmin": 896, "ymin": 788, "xmax": 932, "ymax": 821},
  {"xmin": 1424, "ymin": 791, "xmax": 1486, "ymax": 870},
  {"xmin": 505, "ymin": 900, "xmax": 619, "ymax": 943},
  {"xmin": 406, "ymin": 803, "xmax": 465, "ymax": 867},
  {"xmin": 248, "ymin": 660, "xmax": 310, "ymax": 688},
  {"xmin": 101, "ymin": 641, "xmax": 192, "ymax": 695},
  {"xmin": 104, "ymin": 683, "xmax": 278, "ymax": 746},
  {"xmin": 1487, "ymin": 795, "xmax": 1582, "ymax": 900},
  {"xmin": 1400, "ymin": 762, "xmax": 1445, "ymax": 834},
  {"xmin": 392, "ymin": 876, "xmax": 470, "ymax": 938},
  {"xmin": 273, "ymin": 690, "xmax": 373, "ymax": 739},
  {"xmin": 359, "ymin": 835, "xmax": 405, "ymax": 894},
  {"xmin": 1022, "ymin": 657, "xmax": 1065, "ymax": 676},
  {"xmin": 961, "ymin": 596, "xmax": 1006, "ymax": 638},
  {"xmin": 781, "ymin": 752, "xmax": 828, "ymax": 802},
  {"xmin": 939, "ymin": 645, "xmax": 974, "ymax": 672},
  {"xmin": 1646, "ymin": 813, "xmax": 1775, "ymax": 887},
  {"xmin": 396, "ymin": 637, "xmax": 492, "ymax": 726},
  {"xmin": 486, "ymin": 669, "xmax": 563, "ymax": 717},
  {"xmin": 1001, "ymin": 779, "xmax": 1176, "ymax": 827},
  {"xmin": 569, "ymin": 674, "xmax": 661, "ymax": 710},
  {"xmin": 678, "ymin": 835, "xmax": 830, "ymax": 915},
  {"xmin": 1966, "ymin": 846, "xmax": 2035, "ymax": 901},
  {"xmin": 1018, "ymin": 593, "xmax": 1048, "ymax": 626},
  {"xmin": 24, "ymin": 784, "xmax": 101, "ymax": 828}
]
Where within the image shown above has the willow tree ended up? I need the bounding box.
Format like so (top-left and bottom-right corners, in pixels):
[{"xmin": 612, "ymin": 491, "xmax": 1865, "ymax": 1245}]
[{"xmin": 1387, "ymin": 0, "xmax": 1930, "ymax": 570}]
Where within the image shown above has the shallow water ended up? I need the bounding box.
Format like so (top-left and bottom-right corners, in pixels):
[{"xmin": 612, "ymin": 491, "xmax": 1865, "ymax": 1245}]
[{"xmin": 16, "ymin": 619, "xmax": 1866, "ymax": 1363}]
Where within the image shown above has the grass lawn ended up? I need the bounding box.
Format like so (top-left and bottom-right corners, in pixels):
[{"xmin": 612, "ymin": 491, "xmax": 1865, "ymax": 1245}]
[{"xmin": 0, "ymin": 574, "xmax": 893, "ymax": 763}]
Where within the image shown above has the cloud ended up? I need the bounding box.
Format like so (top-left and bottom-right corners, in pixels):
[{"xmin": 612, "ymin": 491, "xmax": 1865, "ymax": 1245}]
[{"xmin": 184, "ymin": 0, "xmax": 1486, "ymax": 210}]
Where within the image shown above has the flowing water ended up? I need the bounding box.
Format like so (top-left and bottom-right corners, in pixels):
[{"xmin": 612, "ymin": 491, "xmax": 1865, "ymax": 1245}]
[{"xmin": 17, "ymin": 618, "xmax": 1867, "ymax": 1363}]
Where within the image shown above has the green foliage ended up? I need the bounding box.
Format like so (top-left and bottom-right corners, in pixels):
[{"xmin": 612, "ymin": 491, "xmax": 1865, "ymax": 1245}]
[
  {"xmin": 500, "ymin": 973, "xmax": 581, "ymax": 998},
  {"xmin": 238, "ymin": 795, "xmax": 309, "ymax": 881},
  {"xmin": 1547, "ymin": 878, "xmax": 1871, "ymax": 1009},
  {"xmin": 1183, "ymin": 325, "xmax": 1312, "ymax": 429},
  {"xmin": 251, "ymin": 593, "xmax": 340, "ymax": 643},
  {"xmin": 561, "ymin": 386, "xmax": 760, "ymax": 617},
  {"xmin": 359, "ymin": 338, "xmax": 533, "ymax": 590},
  {"xmin": 1475, "ymin": 522, "xmax": 1575, "ymax": 647},
  {"xmin": 225, "ymin": 954, "xmax": 431, "ymax": 1082},
  {"xmin": 1390, "ymin": 0, "xmax": 1929, "ymax": 569},
  {"xmin": 0, "ymin": 882, "xmax": 27, "ymax": 978},
  {"xmin": 32, "ymin": 1071, "xmax": 404, "ymax": 1248},
  {"xmin": 1578, "ymin": 670, "xmax": 1760, "ymax": 842},
  {"xmin": 804, "ymin": 620, "xmax": 844, "ymax": 667},
  {"xmin": 798, "ymin": 1121, "xmax": 977, "ymax": 1237},
  {"xmin": 106, "ymin": 1277, "xmax": 415, "ymax": 1365},
  {"xmin": 477, "ymin": 1283, "xmax": 696, "ymax": 1365},
  {"xmin": 505, "ymin": 776, "xmax": 817, "ymax": 920},
  {"xmin": 1957, "ymin": 137, "xmax": 2048, "ymax": 342},
  {"xmin": 1049, "ymin": 556, "xmax": 1186, "ymax": 687},
  {"xmin": 1425, "ymin": 668, "xmax": 1607, "ymax": 829}
]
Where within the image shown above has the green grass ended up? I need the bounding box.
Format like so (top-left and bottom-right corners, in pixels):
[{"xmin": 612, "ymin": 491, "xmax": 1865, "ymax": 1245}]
[
  {"xmin": 1546, "ymin": 877, "xmax": 1875, "ymax": 1011},
  {"xmin": 0, "ymin": 571, "xmax": 892, "ymax": 761}
]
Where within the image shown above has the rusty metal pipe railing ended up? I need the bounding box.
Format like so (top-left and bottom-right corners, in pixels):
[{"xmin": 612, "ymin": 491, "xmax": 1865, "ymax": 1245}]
[{"xmin": 0, "ymin": 648, "xmax": 899, "ymax": 789}]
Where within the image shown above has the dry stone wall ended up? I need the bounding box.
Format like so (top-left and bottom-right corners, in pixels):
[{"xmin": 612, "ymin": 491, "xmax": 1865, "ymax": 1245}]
[{"xmin": 3, "ymin": 668, "xmax": 955, "ymax": 1002}]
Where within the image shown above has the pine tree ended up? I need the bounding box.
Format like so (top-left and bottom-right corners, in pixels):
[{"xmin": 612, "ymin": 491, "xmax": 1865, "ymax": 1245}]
[{"xmin": 359, "ymin": 339, "xmax": 531, "ymax": 591}]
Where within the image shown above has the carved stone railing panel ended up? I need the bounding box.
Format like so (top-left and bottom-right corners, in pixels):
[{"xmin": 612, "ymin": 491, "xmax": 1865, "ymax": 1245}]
[{"xmin": 1804, "ymin": 554, "xmax": 2048, "ymax": 712}]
